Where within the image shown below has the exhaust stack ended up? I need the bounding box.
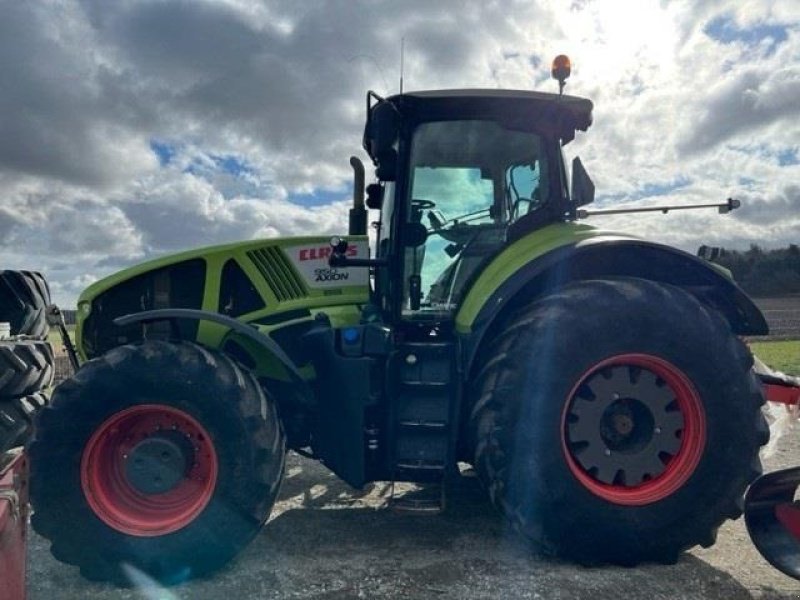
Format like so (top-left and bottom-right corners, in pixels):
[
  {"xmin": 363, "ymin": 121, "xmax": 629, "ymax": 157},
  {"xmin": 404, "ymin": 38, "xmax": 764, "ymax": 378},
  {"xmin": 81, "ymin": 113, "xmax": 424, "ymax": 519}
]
[{"xmin": 349, "ymin": 156, "xmax": 367, "ymax": 235}]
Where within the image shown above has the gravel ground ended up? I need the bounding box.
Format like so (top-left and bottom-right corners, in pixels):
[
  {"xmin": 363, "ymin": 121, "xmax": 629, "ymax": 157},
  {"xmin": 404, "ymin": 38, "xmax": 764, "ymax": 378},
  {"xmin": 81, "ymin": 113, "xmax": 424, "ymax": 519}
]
[{"xmin": 27, "ymin": 423, "xmax": 800, "ymax": 600}]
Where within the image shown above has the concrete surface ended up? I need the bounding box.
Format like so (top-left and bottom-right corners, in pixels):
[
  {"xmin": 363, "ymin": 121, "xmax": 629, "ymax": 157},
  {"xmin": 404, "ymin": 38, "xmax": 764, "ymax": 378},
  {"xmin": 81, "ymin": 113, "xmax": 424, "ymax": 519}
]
[{"xmin": 27, "ymin": 420, "xmax": 800, "ymax": 599}]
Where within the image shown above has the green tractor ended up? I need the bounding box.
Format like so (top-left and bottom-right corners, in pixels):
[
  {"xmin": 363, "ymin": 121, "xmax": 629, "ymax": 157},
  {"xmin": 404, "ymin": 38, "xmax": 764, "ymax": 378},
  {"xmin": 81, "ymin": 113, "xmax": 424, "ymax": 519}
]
[{"xmin": 30, "ymin": 62, "xmax": 771, "ymax": 584}]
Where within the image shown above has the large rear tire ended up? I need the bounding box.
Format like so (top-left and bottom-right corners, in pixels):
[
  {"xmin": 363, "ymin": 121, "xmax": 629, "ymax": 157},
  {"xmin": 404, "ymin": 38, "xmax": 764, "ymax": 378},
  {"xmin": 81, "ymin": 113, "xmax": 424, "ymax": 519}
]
[
  {"xmin": 469, "ymin": 278, "xmax": 768, "ymax": 564},
  {"xmin": 30, "ymin": 341, "xmax": 285, "ymax": 585}
]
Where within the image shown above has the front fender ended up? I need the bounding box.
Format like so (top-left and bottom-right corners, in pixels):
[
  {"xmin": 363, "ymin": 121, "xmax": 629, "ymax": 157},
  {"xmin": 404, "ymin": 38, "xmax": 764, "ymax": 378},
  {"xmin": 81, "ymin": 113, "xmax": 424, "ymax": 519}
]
[{"xmin": 113, "ymin": 308, "xmax": 308, "ymax": 385}]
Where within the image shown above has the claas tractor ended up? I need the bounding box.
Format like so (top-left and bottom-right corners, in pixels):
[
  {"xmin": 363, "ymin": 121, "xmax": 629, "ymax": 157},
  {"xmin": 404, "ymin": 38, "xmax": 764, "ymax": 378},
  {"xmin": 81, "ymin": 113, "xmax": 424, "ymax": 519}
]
[{"xmin": 29, "ymin": 59, "xmax": 781, "ymax": 585}]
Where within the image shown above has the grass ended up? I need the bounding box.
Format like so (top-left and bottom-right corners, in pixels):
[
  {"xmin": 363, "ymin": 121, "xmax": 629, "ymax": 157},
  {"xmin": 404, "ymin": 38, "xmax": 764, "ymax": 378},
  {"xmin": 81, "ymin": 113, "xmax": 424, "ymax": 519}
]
[
  {"xmin": 47, "ymin": 324, "xmax": 75, "ymax": 349},
  {"xmin": 750, "ymin": 339, "xmax": 800, "ymax": 376}
]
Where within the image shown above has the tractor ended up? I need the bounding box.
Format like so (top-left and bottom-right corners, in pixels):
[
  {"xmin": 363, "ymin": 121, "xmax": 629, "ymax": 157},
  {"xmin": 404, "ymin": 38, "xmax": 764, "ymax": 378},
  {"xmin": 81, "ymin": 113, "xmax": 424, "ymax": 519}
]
[{"xmin": 29, "ymin": 57, "xmax": 778, "ymax": 585}]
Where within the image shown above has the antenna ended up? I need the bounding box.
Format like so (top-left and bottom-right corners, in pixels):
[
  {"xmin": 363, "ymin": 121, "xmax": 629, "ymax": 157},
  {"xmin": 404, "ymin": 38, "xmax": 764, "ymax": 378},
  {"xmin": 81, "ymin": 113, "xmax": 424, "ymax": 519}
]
[{"xmin": 400, "ymin": 37, "xmax": 405, "ymax": 94}]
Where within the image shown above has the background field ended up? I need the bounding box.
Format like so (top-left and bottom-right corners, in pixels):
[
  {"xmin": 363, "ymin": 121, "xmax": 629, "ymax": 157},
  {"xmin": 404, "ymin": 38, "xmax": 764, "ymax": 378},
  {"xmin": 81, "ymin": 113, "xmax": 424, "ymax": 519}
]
[
  {"xmin": 753, "ymin": 295, "xmax": 800, "ymax": 340},
  {"xmin": 750, "ymin": 296, "xmax": 799, "ymax": 376},
  {"xmin": 750, "ymin": 340, "xmax": 800, "ymax": 375}
]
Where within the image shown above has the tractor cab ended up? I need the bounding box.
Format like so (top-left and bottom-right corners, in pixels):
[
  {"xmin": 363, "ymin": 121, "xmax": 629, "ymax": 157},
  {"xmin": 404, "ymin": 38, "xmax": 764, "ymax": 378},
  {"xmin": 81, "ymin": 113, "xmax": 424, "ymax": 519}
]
[
  {"xmin": 318, "ymin": 81, "xmax": 597, "ymax": 500},
  {"xmin": 336, "ymin": 87, "xmax": 595, "ymax": 328}
]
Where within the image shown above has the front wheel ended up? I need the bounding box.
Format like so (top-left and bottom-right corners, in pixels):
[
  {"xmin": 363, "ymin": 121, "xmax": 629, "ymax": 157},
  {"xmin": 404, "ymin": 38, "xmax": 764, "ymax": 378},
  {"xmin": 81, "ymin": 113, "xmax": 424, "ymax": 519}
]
[
  {"xmin": 30, "ymin": 341, "xmax": 285, "ymax": 584},
  {"xmin": 469, "ymin": 278, "xmax": 769, "ymax": 564}
]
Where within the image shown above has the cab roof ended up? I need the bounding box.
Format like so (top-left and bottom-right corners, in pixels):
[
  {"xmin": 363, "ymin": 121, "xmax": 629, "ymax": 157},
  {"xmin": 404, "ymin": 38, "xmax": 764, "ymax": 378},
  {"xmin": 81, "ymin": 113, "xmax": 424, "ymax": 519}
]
[{"xmin": 385, "ymin": 88, "xmax": 593, "ymax": 142}]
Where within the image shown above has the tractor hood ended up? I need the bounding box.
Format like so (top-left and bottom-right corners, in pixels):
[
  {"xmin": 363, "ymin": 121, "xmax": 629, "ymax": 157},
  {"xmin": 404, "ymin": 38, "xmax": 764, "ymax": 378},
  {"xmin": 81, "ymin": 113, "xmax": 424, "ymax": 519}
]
[{"xmin": 76, "ymin": 235, "xmax": 370, "ymax": 359}]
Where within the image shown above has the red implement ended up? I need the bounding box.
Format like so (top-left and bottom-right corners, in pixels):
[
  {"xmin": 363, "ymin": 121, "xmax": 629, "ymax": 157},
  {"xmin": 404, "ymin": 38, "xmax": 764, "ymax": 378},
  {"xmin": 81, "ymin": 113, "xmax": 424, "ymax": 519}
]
[
  {"xmin": 0, "ymin": 450, "xmax": 28, "ymax": 600},
  {"xmin": 754, "ymin": 355, "xmax": 800, "ymax": 407},
  {"xmin": 764, "ymin": 383, "xmax": 800, "ymax": 407},
  {"xmin": 745, "ymin": 466, "xmax": 800, "ymax": 581}
]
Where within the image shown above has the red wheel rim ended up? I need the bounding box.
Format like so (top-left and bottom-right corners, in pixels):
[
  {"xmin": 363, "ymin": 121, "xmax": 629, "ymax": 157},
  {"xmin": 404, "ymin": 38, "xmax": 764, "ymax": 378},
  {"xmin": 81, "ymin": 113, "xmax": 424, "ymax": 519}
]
[
  {"xmin": 81, "ymin": 405, "xmax": 218, "ymax": 536},
  {"xmin": 561, "ymin": 354, "xmax": 706, "ymax": 506}
]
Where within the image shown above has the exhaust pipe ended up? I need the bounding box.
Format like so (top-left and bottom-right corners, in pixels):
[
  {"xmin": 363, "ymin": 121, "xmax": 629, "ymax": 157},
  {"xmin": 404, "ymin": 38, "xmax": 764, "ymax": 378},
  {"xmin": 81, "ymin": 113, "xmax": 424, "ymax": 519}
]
[{"xmin": 349, "ymin": 156, "xmax": 367, "ymax": 235}]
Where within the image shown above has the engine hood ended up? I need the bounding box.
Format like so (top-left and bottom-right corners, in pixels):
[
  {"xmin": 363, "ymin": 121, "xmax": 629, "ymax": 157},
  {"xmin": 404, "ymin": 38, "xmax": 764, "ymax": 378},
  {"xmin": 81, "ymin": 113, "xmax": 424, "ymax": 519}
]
[{"xmin": 76, "ymin": 235, "xmax": 370, "ymax": 359}]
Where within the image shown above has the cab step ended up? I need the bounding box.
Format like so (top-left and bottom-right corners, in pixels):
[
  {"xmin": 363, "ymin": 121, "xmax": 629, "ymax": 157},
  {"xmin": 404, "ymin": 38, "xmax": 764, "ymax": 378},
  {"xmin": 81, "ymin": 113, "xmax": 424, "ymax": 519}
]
[{"xmin": 390, "ymin": 482, "xmax": 446, "ymax": 515}]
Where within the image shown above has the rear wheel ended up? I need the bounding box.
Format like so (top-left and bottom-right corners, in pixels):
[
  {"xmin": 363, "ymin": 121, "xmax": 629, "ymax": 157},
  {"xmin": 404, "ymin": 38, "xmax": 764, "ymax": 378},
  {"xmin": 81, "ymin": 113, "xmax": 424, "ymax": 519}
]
[
  {"xmin": 469, "ymin": 278, "xmax": 768, "ymax": 564},
  {"xmin": 30, "ymin": 341, "xmax": 285, "ymax": 585}
]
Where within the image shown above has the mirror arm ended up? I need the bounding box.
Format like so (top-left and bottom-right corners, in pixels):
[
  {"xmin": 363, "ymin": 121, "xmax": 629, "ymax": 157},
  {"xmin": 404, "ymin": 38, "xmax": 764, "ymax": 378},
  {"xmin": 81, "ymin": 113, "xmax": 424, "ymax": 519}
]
[
  {"xmin": 329, "ymin": 256, "xmax": 388, "ymax": 268},
  {"xmin": 328, "ymin": 236, "xmax": 389, "ymax": 269}
]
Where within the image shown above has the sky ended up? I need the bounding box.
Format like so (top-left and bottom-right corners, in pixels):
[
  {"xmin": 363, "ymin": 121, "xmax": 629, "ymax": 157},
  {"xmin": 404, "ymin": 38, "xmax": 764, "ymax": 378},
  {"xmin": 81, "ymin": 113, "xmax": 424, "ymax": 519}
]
[{"xmin": 0, "ymin": 0, "xmax": 798, "ymax": 306}]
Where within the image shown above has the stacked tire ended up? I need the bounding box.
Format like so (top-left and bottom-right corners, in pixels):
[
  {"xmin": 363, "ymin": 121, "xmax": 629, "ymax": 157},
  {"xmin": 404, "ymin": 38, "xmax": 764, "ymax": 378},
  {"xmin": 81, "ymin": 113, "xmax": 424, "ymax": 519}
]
[{"xmin": 0, "ymin": 270, "xmax": 54, "ymax": 454}]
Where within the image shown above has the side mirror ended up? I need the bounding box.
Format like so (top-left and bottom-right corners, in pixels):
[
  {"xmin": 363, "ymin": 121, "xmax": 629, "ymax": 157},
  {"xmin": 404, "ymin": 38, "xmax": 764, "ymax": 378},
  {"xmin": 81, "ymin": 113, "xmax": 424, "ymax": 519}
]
[
  {"xmin": 366, "ymin": 183, "xmax": 384, "ymax": 210},
  {"xmin": 571, "ymin": 157, "xmax": 595, "ymax": 207},
  {"xmin": 370, "ymin": 102, "xmax": 399, "ymax": 155},
  {"xmin": 403, "ymin": 222, "xmax": 427, "ymax": 248},
  {"xmin": 367, "ymin": 101, "xmax": 399, "ymax": 182},
  {"xmin": 375, "ymin": 151, "xmax": 397, "ymax": 182}
]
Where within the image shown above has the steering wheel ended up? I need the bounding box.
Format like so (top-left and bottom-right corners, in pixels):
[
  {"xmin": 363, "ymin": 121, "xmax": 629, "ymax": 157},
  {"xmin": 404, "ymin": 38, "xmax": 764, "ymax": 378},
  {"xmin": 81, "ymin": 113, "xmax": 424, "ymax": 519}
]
[
  {"xmin": 410, "ymin": 198, "xmax": 436, "ymax": 225},
  {"xmin": 411, "ymin": 199, "xmax": 436, "ymax": 210}
]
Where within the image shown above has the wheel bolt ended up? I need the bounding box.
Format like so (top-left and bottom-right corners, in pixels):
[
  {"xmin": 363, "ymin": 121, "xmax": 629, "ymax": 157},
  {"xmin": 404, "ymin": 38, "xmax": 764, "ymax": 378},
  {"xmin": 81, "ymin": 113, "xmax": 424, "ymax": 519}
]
[
  {"xmin": 655, "ymin": 427, "xmax": 662, "ymax": 434},
  {"xmin": 612, "ymin": 393, "xmax": 620, "ymax": 400},
  {"xmin": 604, "ymin": 448, "xmax": 611, "ymax": 456}
]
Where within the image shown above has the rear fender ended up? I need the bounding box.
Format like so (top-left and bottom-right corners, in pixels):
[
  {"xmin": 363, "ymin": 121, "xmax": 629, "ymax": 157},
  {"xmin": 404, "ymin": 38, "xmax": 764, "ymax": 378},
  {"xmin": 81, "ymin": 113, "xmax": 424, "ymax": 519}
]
[{"xmin": 459, "ymin": 239, "xmax": 768, "ymax": 375}]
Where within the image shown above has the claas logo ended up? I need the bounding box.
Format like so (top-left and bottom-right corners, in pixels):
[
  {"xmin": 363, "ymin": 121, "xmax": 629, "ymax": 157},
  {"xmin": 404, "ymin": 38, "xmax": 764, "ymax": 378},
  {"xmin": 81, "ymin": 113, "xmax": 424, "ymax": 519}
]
[{"xmin": 298, "ymin": 245, "xmax": 358, "ymax": 261}]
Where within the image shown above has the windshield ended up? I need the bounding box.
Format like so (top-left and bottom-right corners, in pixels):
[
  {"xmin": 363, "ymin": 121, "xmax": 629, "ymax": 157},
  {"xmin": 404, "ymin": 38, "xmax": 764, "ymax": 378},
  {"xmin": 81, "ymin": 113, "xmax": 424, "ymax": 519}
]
[{"xmin": 403, "ymin": 120, "xmax": 548, "ymax": 316}]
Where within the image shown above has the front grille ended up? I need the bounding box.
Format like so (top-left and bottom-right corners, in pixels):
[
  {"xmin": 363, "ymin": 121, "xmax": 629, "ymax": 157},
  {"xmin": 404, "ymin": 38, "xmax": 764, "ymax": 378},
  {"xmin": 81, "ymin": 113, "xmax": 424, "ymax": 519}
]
[
  {"xmin": 82, "ymin": 259, "xmax": 206, "ymax": 358},
  {"xmin": 247, "ymin": 247, "xmax": 307, "ymax": 301}
]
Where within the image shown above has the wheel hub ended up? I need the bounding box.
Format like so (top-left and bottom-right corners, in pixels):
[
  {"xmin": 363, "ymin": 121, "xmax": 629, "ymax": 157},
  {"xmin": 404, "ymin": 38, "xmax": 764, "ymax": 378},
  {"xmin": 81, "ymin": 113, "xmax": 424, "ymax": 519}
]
[
  {"xmin": 561, "ymin": 354, "xmax": 706, "ymax": 505},
  {"xmin": 600, "ymin": 397, "xmax": 655, "ymax": 454},
  {"xmin": 80, "ymin": 404, "xmax": 218, "ymax": 536},
  {"xmin": 611, "ymin": 413, "xmax": 634, "ymax": 436},
  {"xmin": 125, "ymin": 432, "xmax": 195, "ymax": 495}
]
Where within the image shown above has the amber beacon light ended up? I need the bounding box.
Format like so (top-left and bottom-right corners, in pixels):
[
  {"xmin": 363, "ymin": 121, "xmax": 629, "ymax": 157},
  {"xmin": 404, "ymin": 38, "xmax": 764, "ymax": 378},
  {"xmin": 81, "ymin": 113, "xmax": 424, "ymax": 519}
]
[{"xmin": 551, "ymin": 54, "xmax": 571, "ymax": 95}]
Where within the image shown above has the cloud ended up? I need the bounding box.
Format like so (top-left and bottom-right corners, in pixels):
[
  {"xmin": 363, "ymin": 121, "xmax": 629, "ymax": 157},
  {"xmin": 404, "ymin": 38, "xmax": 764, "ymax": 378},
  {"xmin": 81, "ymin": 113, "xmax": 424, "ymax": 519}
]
[
  {"xmin": 0, "ymin": 4, "xmax": 159, "ymax": 186},
  {"xmin": 117, "ymin": 167, "xmax": 350, "ymax": 254},
  {"xmin": 679, "ymin": 65, "xmax": 800, "ymax": 152},
  {"xmin": 734, "ymin": 183, "xmax": 800, "ymax": 225},
  {"xmin": 0, "ymin": 0, "xmax": 798, "ymax": 306}
]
